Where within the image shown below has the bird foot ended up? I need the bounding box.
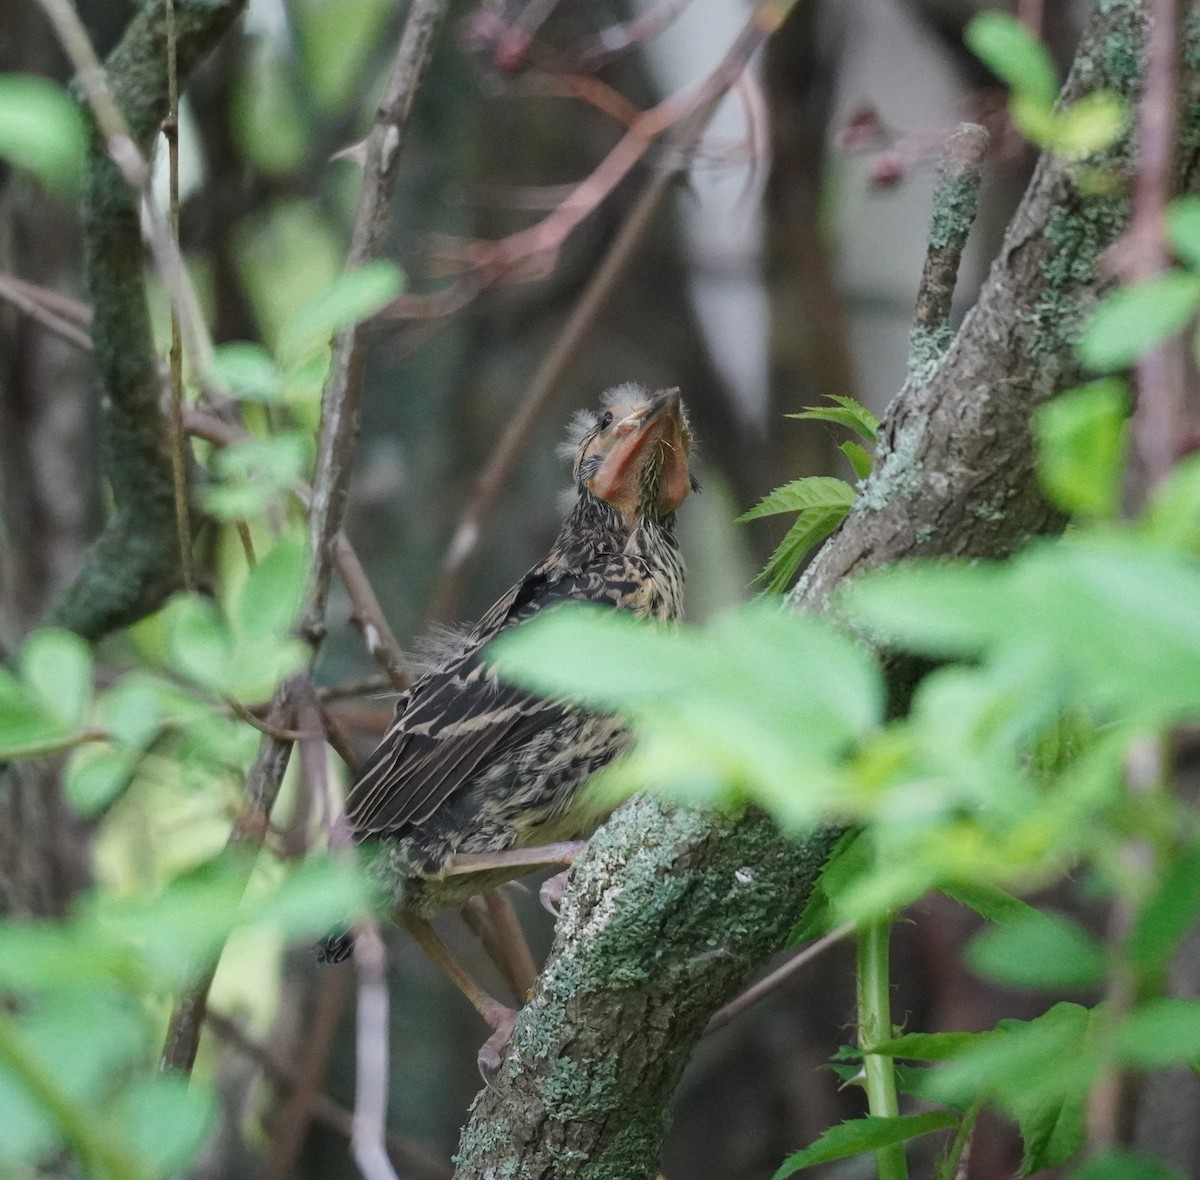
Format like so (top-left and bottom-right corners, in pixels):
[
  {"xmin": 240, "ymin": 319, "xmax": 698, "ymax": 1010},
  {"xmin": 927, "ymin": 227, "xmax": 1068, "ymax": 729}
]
[
  {"xmin": 477, "ymin": 1002, "xmax": 519, "ymax": 1080},
  {"xmin": 539, "ymin": 869, "xmax": 572, "ymax": 917}
]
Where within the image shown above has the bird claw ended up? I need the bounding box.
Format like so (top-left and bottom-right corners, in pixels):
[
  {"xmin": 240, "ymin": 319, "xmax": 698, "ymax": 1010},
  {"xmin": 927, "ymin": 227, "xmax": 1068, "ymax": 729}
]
[
  {"xmin": 539, "ymin": 869, "xmax": 571, "ymax": 918},
  {"xmin": 477, "ymin": 1005, "xmax": 519, "ymax": 1083}
]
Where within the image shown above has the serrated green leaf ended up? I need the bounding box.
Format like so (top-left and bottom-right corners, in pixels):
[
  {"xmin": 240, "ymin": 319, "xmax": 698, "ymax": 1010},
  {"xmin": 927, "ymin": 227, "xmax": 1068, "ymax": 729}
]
[
  {"xmin": 0, "ymin": 74, "xmax": 86, "ymax": 192},
  {"xmin": 1072, "ymin": 1149, "xmax": 1184, "ymax": 1180},
  {"xmin": 759, "ymin": 507, "xmax": 852, "ymax": 594},
  {"xmin": 965, "ymin": 12, "xmax": 1058, "ymax": 109},
  {"xmin": 868, "ymin": 1031, "xmax": 992, "ymax": 1061},
  {"xmin": 210, "ymin": 341, "xmax": 285, "ymax": 402},
  {"xmin": 789, "ymin": 395, "xmax": 880, "ymax": 442},
  {"xmin": 791, "ymin": 830, "xmax": 866, "ymax": 942},
  {"xmin": 1034, "ymin": 378, "xmax": 1129, "ymax": 519},
  {"xmin": 20, "ymin": 628, "xmax": 93, "ymax": 729},
  {"xmin": 1114, "ymin": 998, "xmax": 1200, "ymax": 1067},
  {"xmin": 1081, "ymin": 270, "xmax": 1200, "ymax": 372},
  {"xmin": 738, "ymin": 476, "xmax": 857, "ymax": 523},
  {"xmin": 967, "ymin": 910, "xmax": 1105, "ymax": 990},
  {"xmin": 840, "ymin": 440, "xmax": 874, "ymax": 479},
  {"xmin": 773, "ymin": 1112, "xmax": 958, "ymax": 1177},
  {"xmin": 1047, "ymin": 92, "xmax": 1126, "ymax": 160},
  {"xmin": 277, "ymin": 261, "xmax": 403, "ymax": 371},
  {"xmin": 1166, "ymin": 195, "xmax": 1200, "ymax": 270}
]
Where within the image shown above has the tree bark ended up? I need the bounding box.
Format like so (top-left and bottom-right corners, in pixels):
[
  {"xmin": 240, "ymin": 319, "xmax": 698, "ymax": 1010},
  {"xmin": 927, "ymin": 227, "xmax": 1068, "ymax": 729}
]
[{"xmin": 452, "ymin": 3, "xmax": 1200, "ymax": 1175}]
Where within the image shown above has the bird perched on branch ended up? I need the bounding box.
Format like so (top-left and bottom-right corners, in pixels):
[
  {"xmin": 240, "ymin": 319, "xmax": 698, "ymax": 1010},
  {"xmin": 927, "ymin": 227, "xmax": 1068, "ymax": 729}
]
[{"xmin": 320, "ymin": 384, "xmax": 695, "ymax": 1068}]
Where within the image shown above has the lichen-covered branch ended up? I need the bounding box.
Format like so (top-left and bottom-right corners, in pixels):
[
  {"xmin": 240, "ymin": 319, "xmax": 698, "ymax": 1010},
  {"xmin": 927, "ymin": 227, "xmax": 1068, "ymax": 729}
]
[
  {"xmin": 46, "ymin": 0, "xmax": 247, "ymax": 640},
  {"xmin": 452, "ymin": 4, "xmax": 1200, "ymax": 1176}
]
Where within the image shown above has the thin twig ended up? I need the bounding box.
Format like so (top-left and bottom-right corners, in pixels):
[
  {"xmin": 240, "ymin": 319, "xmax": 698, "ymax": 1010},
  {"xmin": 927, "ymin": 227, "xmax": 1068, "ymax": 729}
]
[
  {"xmin": 705, "ymin": 924, "xmax": 854, "ymax": 1035},
  {"xmin": 0, "ymin": 275, "xmax": 94, "ymax": 351},
  {"xmin": 205, "ymin": 1007, "xmax": 452, "ymax": 1180},
  {"xmin": 351, "ymin": 922, "xmax": 398, "ymax": 1180}
]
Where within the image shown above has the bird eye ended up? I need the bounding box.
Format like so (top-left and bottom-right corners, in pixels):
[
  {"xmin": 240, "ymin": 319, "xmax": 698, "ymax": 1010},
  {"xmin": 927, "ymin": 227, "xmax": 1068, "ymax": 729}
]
[{"xmin": 599, "ymin": 411, "xmax": 613, "ymax": 430}]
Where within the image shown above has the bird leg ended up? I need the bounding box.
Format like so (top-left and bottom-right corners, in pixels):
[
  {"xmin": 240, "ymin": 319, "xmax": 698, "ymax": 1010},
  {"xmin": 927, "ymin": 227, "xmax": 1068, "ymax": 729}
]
[
  {"xmin": 401, "ymin": 916, "xmax": 518, "ymax": 1075},
  {"xmin": 440, "ymin": 840, "xmax": 586, "ymax": 876},
  {"xmin": 484, "ymin": 890, "xmax": 539, "ymax": 997},
  {"xmin": 459, "ymin": 892, "xmax": 538, "ymax": 1000},
  {"xmin": 539, "ymin": 869, "xmax": 572, "ymax": 917}
]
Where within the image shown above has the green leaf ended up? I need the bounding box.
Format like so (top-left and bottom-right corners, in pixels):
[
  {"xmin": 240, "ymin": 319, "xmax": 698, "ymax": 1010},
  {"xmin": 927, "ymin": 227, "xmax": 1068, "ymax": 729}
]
[
  {"xmin": 966, "ymin": 910, "xmax": 1105, "ymax": 990},
  {"xmin": 20, "ymin": 628, "xmax": 93, "ymax": 729},
  {"xmin": 231, "ymin": 41, "xmax": 309, "ymax": 175},
  {"xmin": 276, "ymin": 261, "xmax": 403, "ymax": 371},
  {"xmin": 1047, "ymin": 92, "xmax": 1126, "ymax": 160},
  {"xmin": 759, "ymin": 507, "xmax": 852, "ymax": 594},
  {"xmin": 1166, "ymin": 195, "xmax": 1200, "ymax": 270},
  {"xmin": 1080, "ymin": 270, "xmax": 1200, "ymax": 372},
  {"xmin": 1128, "ymin": 845, "xmax": 1200, "ymax": 978},
  {"xmin": 789, "ymin": 395, "xmax": 881, "ymax": 442},
  {"xmin": 210, "ymin": 341, "xmax": 285, "ymax": 402},
  {"xmin": 1072, "ymin": 1150, "xmax": 1184, "ymax": 1180},
  {"xmin": 868, "ymin": 1031, "xmax": 992, "ymax": 1061},
  {"xmin": 1034, "ymin": 379, "xmax": 1129, "ymax": 518},
  {"xmin": 840, "ymin": 440, "xmax": 874, "ymax": 479},
  {"xmin": 63, "ymin": 744, "xmax": 141, "ymax": 818},
  {"xmin": 738, "ymin": 476, "xmax": 857, "ymax": 523},
  {"xmin": 165, "ymin": 595, "xmax": 233, "ymax": 695},
  {"xmin": 942, "ymin": 881, "xmax": 1040, "ymax": 926},
  {"xmin": 965, "ymin": 13, "xmax": 1059, "ymax": 109},
  {"xmin": 1142, "ymin": 452, "xmax": 1200, "ymax": 552},
  {"xmin": 204, "ymin": 432, "xmax": 312, "ymax": 521},
  {"xmin": 0, "ymin": 74, "xmax": 86, "ymax": 192},
  {"xmin": 1114, "ymin": 998, "xmax": 1200, "ymax": 1067},
  {"xmin": 772, "ymin": 1112, "xmax": 958, "ymax": 1177},
  {"xmin": 293, "ymin": 0, "xmax": 391, "ymax": 112},
  {"xmin": 791, "ymin": 830, "xmax": 866, "ymax": 941},
  {"xmin": 232, "ymin": 534, "xmax": 307, "ymax": 640},
  {"xmin": 113, "ymin": 1075, "xmax": 216, "ymax": 1175},
  {"xmin": 926, "ymin": 1003, "xmax": 1099, "ymax": 1175}
]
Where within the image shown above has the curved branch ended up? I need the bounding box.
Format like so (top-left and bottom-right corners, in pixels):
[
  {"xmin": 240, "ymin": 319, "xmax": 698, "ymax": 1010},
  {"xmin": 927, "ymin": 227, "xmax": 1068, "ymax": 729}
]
[
  {"xmin": 45, "ymin": 0, "xmax": 246, "ymax": 640},
  {"xmin": 453, "ymin": 4, "xmax": 1200, "ymax": 1175}
]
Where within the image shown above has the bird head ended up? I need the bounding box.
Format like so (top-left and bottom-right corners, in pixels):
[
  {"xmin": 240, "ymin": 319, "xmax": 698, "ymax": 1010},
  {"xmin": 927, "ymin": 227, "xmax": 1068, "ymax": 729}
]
[{"xmin": 569, "ymin": 385, "xmax": 695, "ymax": 526}]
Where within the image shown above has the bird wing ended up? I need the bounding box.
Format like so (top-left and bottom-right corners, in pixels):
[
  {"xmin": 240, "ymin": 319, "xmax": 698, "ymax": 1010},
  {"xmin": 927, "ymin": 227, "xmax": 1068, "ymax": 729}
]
[{"xmin": 344, "ymin": 552, "xmax": 651, "ymax": 840}]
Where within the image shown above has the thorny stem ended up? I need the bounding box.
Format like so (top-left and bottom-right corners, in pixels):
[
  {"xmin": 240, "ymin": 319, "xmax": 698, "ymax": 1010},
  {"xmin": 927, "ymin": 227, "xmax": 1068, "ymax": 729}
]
[{"xmin": 857, "ymin": 916, "xmax": 907, "ymax": 1180}]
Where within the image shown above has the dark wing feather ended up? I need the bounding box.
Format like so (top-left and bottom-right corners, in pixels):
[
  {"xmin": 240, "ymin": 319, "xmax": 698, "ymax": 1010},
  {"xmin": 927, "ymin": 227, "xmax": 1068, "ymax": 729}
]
[{"xmin": 343, "ymin": 551, "xmax": 650, "ymax": 841}]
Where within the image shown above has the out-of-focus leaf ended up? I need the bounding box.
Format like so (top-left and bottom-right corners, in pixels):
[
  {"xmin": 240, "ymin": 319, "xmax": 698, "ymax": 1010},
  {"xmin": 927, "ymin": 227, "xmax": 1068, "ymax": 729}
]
[
  {"xmin": 1080, "ymin": 270, "xmax": 1200, "ymax": 372},
  {"xmin": 1114, "ymin": 998, "xmax": 1200, "ymax": 1067},
  {"xmin": 1034, "ymin": 379, "xmax": 1128, "ymax": 518},
  {"xmin": 276, "ymin": 261, "xmax": 403, "ymax": 371},
  {"xmin": 113, "ymin": 1075, "xmax": 216, "ymax": 1176},
  {"xmin": 293, "ymin": 0, "xmax": 391, "ymax": 111},
  {"xmin": 772, "ymin": 1112, "xmax": 958, "ymax": 1176},
  {"xmin": 791, "ymin": 831, "xmax": 867, "ymax": 941},
  {"xmin": 868, "ymin": 1031, "xmax": 993, "ymax": 1061},
  {"xmin": 1072, "ymin": 1150, "xmax": 1184, "ymax": 1180},
  {"xmin": 0, "ymin": 74, "xmax": 86, "ymax": 192},
  {"xmin": 211, "ymin": 341, "xmax": 285, "ymax": 402},
  {"xmin": 1166, "ymin": 195, "xmax": 1200, "ymax": 270},
  {"xmin": 1128, "ymin": 845, "xmax": 1200, "ymax": 978},
  {"xmin": 1142, "ymin": 453, "xmax": 1200, "ymax": 553},
  {"xmin": 942, "ymin": 881, "xmax": 1040, "ymax": 926},
  {"xmin": 165, "ymin": 595, "xmax": 232, "ymax": 695},
  {"xmin": 232, "ymin": 534, "xmax": 307, "ymax": 640},
  {"xmin": 966, "ymin": 910, "xmax": 1105, "ymax": 990},
  {"xmin": 20, "ymin": 628, "xmax": 93, "ymax": 729},
  {"xmin": 231, "ymin": 41, "xmax": 308, "ymax": 174},
  {"xmin": 1047, "ymin": 92, "xmax": 1126, "ymax": 160},
  {"xmin": 965, "ymin": 13, "xmax": 1058, "ymax": 109},
  {"xmin": 64, "ymin": 744, "xmax": 142, "ymax": 817}
]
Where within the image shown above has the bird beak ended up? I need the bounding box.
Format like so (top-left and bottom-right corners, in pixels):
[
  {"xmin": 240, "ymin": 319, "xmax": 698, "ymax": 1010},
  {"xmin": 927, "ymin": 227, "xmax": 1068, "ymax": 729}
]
[{"xmin": 590, "ymin": 388, "xmax": 691, "ymax": 516}]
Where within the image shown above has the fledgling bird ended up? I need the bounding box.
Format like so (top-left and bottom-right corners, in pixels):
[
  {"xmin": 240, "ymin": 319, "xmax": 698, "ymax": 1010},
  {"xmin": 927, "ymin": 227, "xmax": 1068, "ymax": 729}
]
[{"xmin": 321, "ymin": 384, "xmax": 695, "ymax": 1066}]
